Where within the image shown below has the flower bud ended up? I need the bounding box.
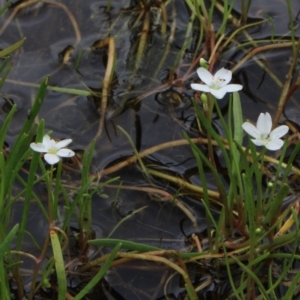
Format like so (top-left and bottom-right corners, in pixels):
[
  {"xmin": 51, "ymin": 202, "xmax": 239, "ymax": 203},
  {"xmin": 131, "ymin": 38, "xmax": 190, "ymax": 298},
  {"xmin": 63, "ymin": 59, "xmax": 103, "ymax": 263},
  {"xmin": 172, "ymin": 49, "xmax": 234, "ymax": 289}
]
[{"xmin": 199, "ymin": 58, "xmax": 209, "ymax": 69}]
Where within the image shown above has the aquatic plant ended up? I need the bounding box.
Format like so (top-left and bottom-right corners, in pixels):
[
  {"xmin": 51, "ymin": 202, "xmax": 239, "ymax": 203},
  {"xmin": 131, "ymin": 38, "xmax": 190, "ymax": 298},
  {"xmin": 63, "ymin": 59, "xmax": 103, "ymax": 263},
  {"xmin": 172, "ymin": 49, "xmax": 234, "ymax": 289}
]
[{"xmin": 1, "ymin": 0, "xmax": 300, "ymax": 299}]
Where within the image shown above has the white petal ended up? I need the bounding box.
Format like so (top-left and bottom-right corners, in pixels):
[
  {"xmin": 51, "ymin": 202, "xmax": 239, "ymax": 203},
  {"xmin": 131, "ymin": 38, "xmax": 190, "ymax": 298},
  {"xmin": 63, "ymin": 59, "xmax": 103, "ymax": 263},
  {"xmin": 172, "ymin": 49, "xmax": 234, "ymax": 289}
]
[
  {"xmin": 42, "ymin": 135, "xmax": 52, "ymax": 148},
  {"xmin": 251, "ymin": 139, "xmax": 268, "ymax": 146},
  {"xmin": 269, "ymin": 125, "xmax": 289, "ymax": 139},
  {"xmin": 57, "ymin": 149, "xmax": 75, "ymax": 157},
  {"xmin": 210, "ymin": 87, "xmax": 227, "ymax": 99},
  {"xmin": 30, "ymin": 142, "xmax": 48, "ymax": 153},
  {"xmin": 44, "ymin": 153, "xmax": 60, "ymax": 165},
  {"xmin": 214, "ymin": 68, "xmax": 232, "ymax": 86},
  {"xmin": 196, "ymin": 68, "xmax": 213, "ymax": 85},
  {"xmin": 242, "ymin": 122, "xmax": 260, "ymax": 138},
  {"xmin": 257, "ymin": 113, "xmax": 272, "ymax": 135},
  {"xmin": 191, "ymin": 83, "xmax": 211, "ymax": 92},
  {"xmin": 222, "ymin": 84, "xmax": 243, "ymax": 92},
  {"xmin": 56, "ymin": 139, "xmax": 72, "ymax": 149},
  {"xmin": 265, "ymin": 139, "xmax": 284, "ymax": 151}
]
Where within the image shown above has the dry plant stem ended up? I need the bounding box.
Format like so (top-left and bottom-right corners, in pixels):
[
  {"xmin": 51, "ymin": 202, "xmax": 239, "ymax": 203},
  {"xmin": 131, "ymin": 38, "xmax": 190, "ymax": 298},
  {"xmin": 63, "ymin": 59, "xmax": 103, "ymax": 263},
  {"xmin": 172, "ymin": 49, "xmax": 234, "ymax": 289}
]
[
  {"xmin": 191, "ymin": 233, "xmax": 202, "ymax": 252},
  {"xmin": 231, "ymin": 41, "xmax": 298, "ymax": 73},
  {"xmin": 0, "ymin": 0, "xmax": 81, "ymax": 45},
  {"xmin": 135, "ymin": 11, "xmax": 150, "ymax": 70},
  {"xmin": 153, "ymin": 4, "xmax": 176, "ymax": 80},
  {"xmin": 98, "ymin": 137, "xmax": 300, "ymax": 177},
  {"xmin": 148, "ymin": 168, "xmax": 221, "ymax": 201},
  {"xmin": 28, "ymin": 230, "xmax": 51, "ymax": 300},
  {"xmin": 208, "ymin": 25, "xmax": 217, "ymax": 70},
  {"xmin": 194, "ymin": 276, "xmax": 213, "ymax": 293},
  {"xmin": 283, "ymin": 77, "xmax": 300, "ymax": 106},
  {"xmin": 107, "ymin": 184, "xmax": 174, "ymax": 199},
  {"xmin": 129, "ymin": 10, "xmax": 145, "ymax": 30},
  {"xmin": 208, "ymin": 34, "xmax": 224, "ymax": 65},
  {"xmin": 116, "ymin": 252, "xmax": 198, "ymax": 300},
  {"xmin": 275, "ymin": 200, "xmax": 300, "ymax": 237},
  {"xmin": 95, "ymin": 37, "xmax": 115, "ymax": 139},
  {"xmin": 100, "ymin": 137, "xmax": 210, "ymax": 175},
  {"xmin": 107, "ymin": 184, "xmax": 197, "ymax": 226},
  {"xmin": 241, "ymin": 0, "xmax": 248, "ymax": 25},
  {"xmin": 43, "ymin": 0, "xmax": 81, "ymax": 45},
  {"xmin": 160, "ymin": 1, "xmax": 168, "ymax": 36},
  {"xmin": 175, "ymin": 11, "xmax": 195, "ymax": 77},
  {"xmin": 78, "ymin": 254, "xmax": 134, "ymax": 273},
  {"xmin": 0, "ymin": 0, "xmax": 40, "ymax": 35},
  {"xmin": 273, "ymin": 39, "xmax": 300, "ymax": 128},
  {"xmin": 10, "ymin": 251, "xmax": 38, "ymax": 263}
]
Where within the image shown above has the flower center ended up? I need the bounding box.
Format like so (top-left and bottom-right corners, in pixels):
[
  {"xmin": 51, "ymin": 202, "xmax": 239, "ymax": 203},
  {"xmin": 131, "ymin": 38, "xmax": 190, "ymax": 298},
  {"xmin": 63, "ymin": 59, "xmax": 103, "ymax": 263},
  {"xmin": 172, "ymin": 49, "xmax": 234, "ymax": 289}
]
[
  {"xmin": 260, "ymin": 133, "xmax": 271, "ymax": 141},
  {"xmin": 48, "ymin": 147, "xmax": 58, "ymax": 155},
  {"xmin": 209, "ymin": 77, "xmax": 226, "ymax": 90}
]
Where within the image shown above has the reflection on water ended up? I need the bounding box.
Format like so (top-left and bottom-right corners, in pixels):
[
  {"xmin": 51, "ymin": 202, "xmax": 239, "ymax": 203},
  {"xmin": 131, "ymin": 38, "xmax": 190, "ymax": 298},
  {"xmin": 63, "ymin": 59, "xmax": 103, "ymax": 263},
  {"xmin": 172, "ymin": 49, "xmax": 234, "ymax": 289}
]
[{"xmin": 1, "ymin": 0, "xmax": 300, "ymax": 298}]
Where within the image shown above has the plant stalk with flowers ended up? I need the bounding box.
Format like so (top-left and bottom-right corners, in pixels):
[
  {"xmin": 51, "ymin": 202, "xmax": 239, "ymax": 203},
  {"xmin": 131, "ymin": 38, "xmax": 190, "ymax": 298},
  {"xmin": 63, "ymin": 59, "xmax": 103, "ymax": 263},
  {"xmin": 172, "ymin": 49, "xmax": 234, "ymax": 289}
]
[
  {"xmin": 188, "ymin": 61, "xmax": 300, "ymax": 298},
  {"xmin": 29, "ymin": 134, "xmax": 75, "ymax": 221}
]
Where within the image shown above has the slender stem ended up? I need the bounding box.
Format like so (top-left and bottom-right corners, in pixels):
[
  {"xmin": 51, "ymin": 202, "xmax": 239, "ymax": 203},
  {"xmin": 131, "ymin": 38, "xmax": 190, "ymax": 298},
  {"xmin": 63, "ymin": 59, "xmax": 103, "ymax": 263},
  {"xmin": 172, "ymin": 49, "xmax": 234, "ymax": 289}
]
[
  {"xmin": 95, "ymin": 137, "xmax": 300, "ymax": 177},
  {"xmin": 273, "ymin": 38, "xmax": 300, "ymax": 127},
  {"xmin": 95, "ymin": 37, "xmax": 116, "ymax": 139}
]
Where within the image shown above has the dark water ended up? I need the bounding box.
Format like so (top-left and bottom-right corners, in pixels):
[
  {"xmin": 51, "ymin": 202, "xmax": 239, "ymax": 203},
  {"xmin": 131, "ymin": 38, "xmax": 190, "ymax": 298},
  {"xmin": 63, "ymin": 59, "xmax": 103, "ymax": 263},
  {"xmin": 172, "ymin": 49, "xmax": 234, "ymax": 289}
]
[{"xmin": 1, "ymin": 0, "xmax": 300, "ymax": 298}]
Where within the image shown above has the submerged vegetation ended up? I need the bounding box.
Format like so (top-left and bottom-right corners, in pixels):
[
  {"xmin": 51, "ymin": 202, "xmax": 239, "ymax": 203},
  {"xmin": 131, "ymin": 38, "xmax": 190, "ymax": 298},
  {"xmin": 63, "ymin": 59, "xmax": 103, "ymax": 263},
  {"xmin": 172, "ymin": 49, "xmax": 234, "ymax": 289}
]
[{"xmin": 0, "ymin": 0, "xmax": 300, "ymax": 299}]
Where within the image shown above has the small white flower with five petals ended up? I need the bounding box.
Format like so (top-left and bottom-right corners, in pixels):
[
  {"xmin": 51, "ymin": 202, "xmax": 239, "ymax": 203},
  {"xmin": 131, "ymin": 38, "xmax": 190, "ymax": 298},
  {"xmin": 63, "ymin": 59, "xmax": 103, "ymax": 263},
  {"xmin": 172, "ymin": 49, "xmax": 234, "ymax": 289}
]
[
  {"xmin": 30, "ymin": 135, "xmax": 75, "ymax": 165},
  {"xmin": 242, "ymin": 112, "xmax": 289, "ymax": 151},
  {"xmin": 191, "ymin": 67, "xmax": 243, "ymax": 99}
]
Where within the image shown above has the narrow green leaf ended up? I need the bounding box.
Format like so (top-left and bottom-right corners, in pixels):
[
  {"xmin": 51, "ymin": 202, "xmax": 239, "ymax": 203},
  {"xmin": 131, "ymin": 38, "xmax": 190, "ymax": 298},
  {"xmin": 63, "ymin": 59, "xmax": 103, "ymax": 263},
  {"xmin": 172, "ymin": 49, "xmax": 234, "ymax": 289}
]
[
  {"xmin": 263, "ymin": 184, "xmax": 289, "ymax": 226},
  {"xmin": 0, "ymin": 38, "xmax": 26, "ymax": 57},
  {"xmin": 82, "ymin": 140, "xmax": 96, "ymax": 185},
  {"xmin": 73, "ymin": 243, "xmax": 121, "ymax": 300},
  {"xmin": 117, "ymin": 126, "xmax": 150, "ymax": 180},
  {"xmin": 89, "ymin": 238, "xmax": 161, "ymax": 252},
  {"xmin": 185, "ymin": 283, "xmax": 198, "ymax": 300},
  {"xmin": 232, "ymin": 91, "xmax": 243, "ymax": 147},
  {"xmin": 16, "ymin": 121, "xmax": 45, "ymax": 251},
  {"xmin": 0, "ymin": 104, "xmax": 16, "ymax": 148},
  {"xmin": 0, "ymin": 0, "xmax": 11, "ymax": 15},
  {"xmin": 0, "ymin": 224, "xmax": 19, "ymax": 257},
  {"xmin": 231, "ymin": 256, "xmax": 270, "ymax": 299},
  {"xmin": 50, "ymin": 230, "xmax": 66, "ymax": 300},
  {"xmin": 0, "ymin": 224, "xmax": 19, "ymax": 300},
  {"xmin": 0, "ymin": 60, "xmax": 12, "ymax": 89}
]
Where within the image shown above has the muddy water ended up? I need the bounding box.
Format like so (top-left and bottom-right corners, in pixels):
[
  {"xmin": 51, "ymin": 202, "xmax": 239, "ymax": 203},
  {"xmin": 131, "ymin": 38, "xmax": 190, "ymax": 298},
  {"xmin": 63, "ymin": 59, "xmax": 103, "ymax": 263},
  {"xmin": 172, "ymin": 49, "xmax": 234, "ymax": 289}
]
[{"xmin": 1, "ymin": 0, "xmax": 300, "ymax": 298}]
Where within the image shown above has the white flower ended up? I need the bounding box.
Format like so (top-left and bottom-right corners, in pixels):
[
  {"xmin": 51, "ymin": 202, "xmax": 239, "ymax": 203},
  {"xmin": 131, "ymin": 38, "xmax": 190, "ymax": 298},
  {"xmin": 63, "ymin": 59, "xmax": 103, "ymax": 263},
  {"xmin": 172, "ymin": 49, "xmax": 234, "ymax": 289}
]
[
  {"xmin": 242, "ymin": 112, "xmax": 289, "ymax": 151},
  {"xmin": 30, "ymin": 135, "xmax": 75, "ymax": 165},
  {"xmin": 191, "ymin": 67, "xmax": 243, "ymax": 99}
]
